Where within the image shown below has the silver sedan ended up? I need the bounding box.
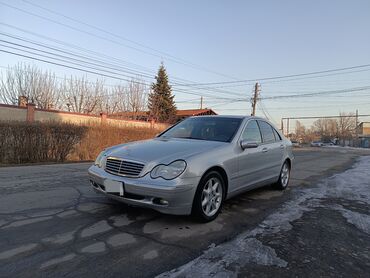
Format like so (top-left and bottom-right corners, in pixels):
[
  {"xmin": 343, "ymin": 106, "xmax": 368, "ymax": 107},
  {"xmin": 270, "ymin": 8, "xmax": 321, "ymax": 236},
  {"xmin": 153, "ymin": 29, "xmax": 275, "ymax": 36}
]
[{"xmin": 88, "ymin": 116, "xmax": 293, "ymax": 222}]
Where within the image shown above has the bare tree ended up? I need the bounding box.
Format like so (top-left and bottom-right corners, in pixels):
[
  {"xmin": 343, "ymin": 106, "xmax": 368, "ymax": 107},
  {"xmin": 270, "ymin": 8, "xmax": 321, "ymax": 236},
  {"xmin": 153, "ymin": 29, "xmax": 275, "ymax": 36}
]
[
  {"xmin": 295, "ymin": 120, "xmax": 306, "ymax": 140},
  {"xmin": 313, "ymin": 118, "xmax": 338, "ymax": 140},
  {"xmin": 0, "ymin": 64, "xmax": 62, "ymax": 109},
  {"xmin": 1, "ymin": 64, "xmax": 148, "ymax": 116},
  {"xmin": 96, "ymin": 86, "xmax": 121, "ymax": 115},
  {"xmin": 61, "ymin": 76, "xmax": 101, "ymax": 114},
  {"xmin": 112, "ymin": 84, "xmax": 129, "ymax": 113},
  {"xmin": 126, "ymin": 78, "xmax": 148, "ymax": 119},
  {"xmin": 106, "ymin": 78, "xmax": 148, "ymax": 118},
  {"xmin": 338, "ymin": 112, "xmax": 356, "ymax": 140}
]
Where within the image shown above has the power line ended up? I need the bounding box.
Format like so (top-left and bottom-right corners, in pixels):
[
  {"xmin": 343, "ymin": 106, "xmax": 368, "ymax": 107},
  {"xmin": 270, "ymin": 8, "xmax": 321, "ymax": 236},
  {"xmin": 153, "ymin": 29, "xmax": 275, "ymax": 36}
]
[
  {"xmin": 0, "ymin": 42, "xmax": 241, "ymax": 99},
  {"xmin": 0, "ymin": 50, "xmax": 240, "ymax": 101},
  {"xmin": 0, "ymin": 27, "xmax": 245, "ymax": 98},
  {"xmin": 0, "ymin": 1, "xmax": 370, "ymax": 95},
  {"xmin": 22, "ymin": 0, "xmax": 240, "ymax": 80},
  {"xmin": 1, "ymin": 1, "xmax": 239, "ymax": 80},
  {"xmin": 0, "ymin": 48, "xmax": 147, "ymax": 84},
  {"xmin": 1, "ymin": 25, "xmax": 369, "ymax": 104},
  {"xmin": 281, "ymin": 114, "xmax": 370, "ymax": 120},
  {"xmin": 177, "ymin": 64, "xmax": 370, "ymax": 86},
  {"xmin": 0, "ymin": 40, "xmax": 157, "ymax": 82},
  {"xmin": 8, "ymin": 21, "xmax": 367, "ymax": 99},
  {"xmin": 0, "ymin": 43, "xmax": 156, "ymax": 83},
  {"xmin": 0, "ymin": 22, "xmax": 159, "ymax": 74},
  {"xmin": 21, "ymin": 0, "xmax": 193, "ymax": 63},
  {"xmin": 261, "ymin": 86, "xmax": 370, "ymax": 100},
  {"xmin": 261, "ymin": 102, "xmax": 370, "ymax": 111},
  {"xmin": 0, "ymin": 32, "xmax": 158, "ymax": 78},
  {"xmin": 201, "ymin": 68, "xmax": 370, "ymax": 89},
  {"xmin": 0, "ymin": 63, "xmax": 226, "ymax": 102}
]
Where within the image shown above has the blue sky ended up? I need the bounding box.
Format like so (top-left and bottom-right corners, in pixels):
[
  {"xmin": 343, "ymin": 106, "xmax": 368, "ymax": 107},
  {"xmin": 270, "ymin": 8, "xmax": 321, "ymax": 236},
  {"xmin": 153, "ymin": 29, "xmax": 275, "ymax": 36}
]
[{"xmin": 1, "ymin": 0, "xmax": 370, "ymax": 130}]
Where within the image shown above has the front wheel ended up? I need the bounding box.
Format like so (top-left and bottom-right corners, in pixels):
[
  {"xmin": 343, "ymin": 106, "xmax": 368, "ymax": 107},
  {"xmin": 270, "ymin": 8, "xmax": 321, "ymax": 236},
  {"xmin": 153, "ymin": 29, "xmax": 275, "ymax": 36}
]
[
  {"xmin": 274, "ymin": 161, "xmax": 290, "ymax": 190},
  {"xmin": 192, "ymin": 171, "xmax": 225, "ymax": 222}
]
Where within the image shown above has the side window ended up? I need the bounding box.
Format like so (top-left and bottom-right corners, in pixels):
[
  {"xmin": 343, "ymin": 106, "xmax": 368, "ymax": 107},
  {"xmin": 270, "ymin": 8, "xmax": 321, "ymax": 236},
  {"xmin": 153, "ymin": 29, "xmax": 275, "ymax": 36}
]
[
  {"xmin": 273, "ymin": 128, "xmax": 282, "ymax": 141},
  {"xmin": 241, "ymin": 120, "xmax": 262, "ymax": 143},
  {"xmin": 258, "ymin": 121, "xmax": 275, "ymax": 143}
]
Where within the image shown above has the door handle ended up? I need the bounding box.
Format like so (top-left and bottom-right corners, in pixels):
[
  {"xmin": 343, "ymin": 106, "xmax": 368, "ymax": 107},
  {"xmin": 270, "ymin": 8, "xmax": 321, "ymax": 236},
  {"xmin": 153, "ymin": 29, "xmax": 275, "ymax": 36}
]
[
  {"xmin": 280, "ymin": 144, "xmax": 284, "ymax": 149},
  {"xmin": 262, "ymin": 147, "xmax": 268, "ymax": 153}
]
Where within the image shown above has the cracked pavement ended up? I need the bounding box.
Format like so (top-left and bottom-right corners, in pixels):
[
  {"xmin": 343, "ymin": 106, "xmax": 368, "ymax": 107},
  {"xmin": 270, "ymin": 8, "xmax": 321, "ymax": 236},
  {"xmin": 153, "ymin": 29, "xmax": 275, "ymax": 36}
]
[{"xmin": 0, "ymin": 148, "xmax": 369, "ymax": 277}]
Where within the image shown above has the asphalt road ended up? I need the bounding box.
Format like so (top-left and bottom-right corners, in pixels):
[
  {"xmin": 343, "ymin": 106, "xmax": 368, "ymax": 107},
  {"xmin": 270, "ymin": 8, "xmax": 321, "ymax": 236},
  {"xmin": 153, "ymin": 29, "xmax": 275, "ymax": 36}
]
[{"xmin": 0, "ymin": 147, "xmax": 369, "ymax": 277}]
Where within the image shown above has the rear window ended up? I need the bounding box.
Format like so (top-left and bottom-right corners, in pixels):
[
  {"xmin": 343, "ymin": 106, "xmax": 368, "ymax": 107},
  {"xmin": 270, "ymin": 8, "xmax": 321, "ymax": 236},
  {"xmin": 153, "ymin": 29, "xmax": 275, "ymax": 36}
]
[{"xmin": 258, "ymin": 121, "xmax": 275, "ymax": 143}]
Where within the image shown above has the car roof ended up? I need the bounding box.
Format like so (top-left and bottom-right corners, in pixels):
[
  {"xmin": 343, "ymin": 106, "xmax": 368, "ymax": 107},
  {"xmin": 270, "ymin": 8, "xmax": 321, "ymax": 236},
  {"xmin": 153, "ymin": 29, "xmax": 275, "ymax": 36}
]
[{"xmin": 189, "ymin": 115, "xmax": 265, "ymax": 121}]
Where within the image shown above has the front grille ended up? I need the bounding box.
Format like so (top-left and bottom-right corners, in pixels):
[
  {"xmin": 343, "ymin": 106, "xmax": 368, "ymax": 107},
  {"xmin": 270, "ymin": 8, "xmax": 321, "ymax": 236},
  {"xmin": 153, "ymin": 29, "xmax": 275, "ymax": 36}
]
[{"xmin": 105, "ymin": 157, "xmax": 144, "ymax": 177}]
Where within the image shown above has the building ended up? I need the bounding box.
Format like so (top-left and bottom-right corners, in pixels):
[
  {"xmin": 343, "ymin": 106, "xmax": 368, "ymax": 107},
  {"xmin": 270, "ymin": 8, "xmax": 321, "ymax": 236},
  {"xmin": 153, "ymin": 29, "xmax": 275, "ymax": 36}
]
[
  {"xmin": 111, "ymin": 108, "xmax": 217, "ymax": 122},
  {"xmin": 358, "ymin": 122, "xmax": 370, "ymax": 135},
  {"xmin": 357, "ymin": 122, "xmax": 370, "ymax": 148}
]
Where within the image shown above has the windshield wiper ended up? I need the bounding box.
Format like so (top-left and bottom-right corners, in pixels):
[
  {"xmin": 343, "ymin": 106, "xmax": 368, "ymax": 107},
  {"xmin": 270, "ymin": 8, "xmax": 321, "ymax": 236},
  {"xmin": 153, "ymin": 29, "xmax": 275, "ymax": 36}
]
[{"xmin": 177, "ymin": 136, "xmax": 209, "ymax": 141}]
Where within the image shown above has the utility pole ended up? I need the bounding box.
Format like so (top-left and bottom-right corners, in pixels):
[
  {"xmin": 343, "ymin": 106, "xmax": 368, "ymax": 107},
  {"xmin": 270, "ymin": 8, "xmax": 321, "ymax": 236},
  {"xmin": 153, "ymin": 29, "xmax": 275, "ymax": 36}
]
[
  {"xmin": 251, "ymin": 82, "xmax": 260, "ymax": 116},
  {"xmin": 287, "ymin": 118, "xmax": 290, "ymax": 137},
  {"xmin": 355, "ymin": 109, "xmax": 359, "ymax": 147},
  {"xmin": 200, "ymin": 96, "xmax": 203, "ymax": 109},
  {"xmin": 281, "ymin": 118, "xmax": 284, "ymax": 134}
]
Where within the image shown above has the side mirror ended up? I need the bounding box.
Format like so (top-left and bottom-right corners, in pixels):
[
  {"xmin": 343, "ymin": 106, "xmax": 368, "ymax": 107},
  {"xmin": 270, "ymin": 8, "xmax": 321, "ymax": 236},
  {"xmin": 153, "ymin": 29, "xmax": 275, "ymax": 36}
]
[{"xmin": 240, "ymin": 140, "xmax": 258, "ymax": 150}]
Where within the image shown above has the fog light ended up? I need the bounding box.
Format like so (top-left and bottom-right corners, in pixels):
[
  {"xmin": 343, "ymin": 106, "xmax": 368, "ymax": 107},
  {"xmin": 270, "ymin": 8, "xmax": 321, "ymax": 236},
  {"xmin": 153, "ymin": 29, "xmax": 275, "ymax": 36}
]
[
  {"xmin": 153, "ymin": 198, "xmax": 169, "ymax": 205},
  {"xmin": 159, "ymin": 199, "xmax": 169, "ymax": 205},
  {"xmin": 90, "ymin": 180, "xmax": 98, "ymax": 188}
]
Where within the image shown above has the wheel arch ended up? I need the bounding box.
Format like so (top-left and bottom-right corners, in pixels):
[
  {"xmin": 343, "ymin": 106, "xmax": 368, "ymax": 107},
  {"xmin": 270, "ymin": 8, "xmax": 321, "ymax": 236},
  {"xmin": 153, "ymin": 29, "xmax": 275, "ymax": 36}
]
[
  {"xmin": 284, "ymin": 157, "xmax": 292, "ymax": 169},
  {"xmin": 201, "ymin": 165, "xmax": 229, "ymax": 199},
  {"xmin": 190, "ymin": 165, "xmax": 229, "ymax": 219}
]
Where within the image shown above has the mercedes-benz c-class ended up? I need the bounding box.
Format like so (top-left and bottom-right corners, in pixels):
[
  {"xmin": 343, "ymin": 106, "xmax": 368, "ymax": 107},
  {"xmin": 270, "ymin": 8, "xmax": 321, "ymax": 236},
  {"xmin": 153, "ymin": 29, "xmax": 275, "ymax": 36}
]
[{"xmin": 88, "ymin": 116, "xmax": 293, "ymax": 222}]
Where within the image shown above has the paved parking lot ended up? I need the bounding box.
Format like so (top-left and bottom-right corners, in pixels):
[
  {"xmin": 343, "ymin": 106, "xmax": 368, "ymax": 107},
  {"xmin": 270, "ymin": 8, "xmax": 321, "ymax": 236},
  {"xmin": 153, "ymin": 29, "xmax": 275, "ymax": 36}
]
[{"xmin": 0, "ymin": 148, "xmax": 369, "ymax": 277}]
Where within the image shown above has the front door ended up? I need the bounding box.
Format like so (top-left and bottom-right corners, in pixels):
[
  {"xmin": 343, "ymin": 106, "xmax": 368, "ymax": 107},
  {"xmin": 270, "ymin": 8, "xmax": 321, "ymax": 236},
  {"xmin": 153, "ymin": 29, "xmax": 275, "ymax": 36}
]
[{"xmin": 237, "ymin": 120, "xmax": 266, "ymax": 190}]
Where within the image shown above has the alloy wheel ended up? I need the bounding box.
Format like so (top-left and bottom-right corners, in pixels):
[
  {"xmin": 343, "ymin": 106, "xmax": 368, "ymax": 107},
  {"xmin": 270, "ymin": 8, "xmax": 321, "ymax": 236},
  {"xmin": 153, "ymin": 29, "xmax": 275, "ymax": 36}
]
[
  {"xmin": 281, "ymin": 162, "xmax": 290, "ymax": 188},
  {"xmin": 201, "ymin": 177, "xmax": 223, "ymax": 217}
]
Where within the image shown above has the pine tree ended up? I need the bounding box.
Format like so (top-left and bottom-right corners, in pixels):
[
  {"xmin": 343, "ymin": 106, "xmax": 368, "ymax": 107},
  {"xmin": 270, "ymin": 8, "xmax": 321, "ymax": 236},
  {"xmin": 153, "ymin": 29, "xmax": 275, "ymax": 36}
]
[{"xmin": 148, "ymin": 63, "xmax": 177, "ymax": 123}]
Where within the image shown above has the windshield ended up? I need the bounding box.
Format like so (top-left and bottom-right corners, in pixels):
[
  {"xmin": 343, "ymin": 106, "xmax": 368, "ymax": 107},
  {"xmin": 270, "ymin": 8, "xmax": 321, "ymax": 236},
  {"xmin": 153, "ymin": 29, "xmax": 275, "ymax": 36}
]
[{"xmin": 159, "ymin": 117, "xmax": 243, "ymax": 142}]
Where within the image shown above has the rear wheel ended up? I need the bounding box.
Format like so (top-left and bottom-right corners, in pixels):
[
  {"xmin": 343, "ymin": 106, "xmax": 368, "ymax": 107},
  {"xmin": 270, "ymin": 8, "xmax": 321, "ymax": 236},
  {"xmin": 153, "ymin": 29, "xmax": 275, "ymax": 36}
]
[
  {"xmin": 192, "ymin": 171, "xmax": 224, "ymax": 222},
  {"xmin": 274, "ymin": 161, "xmax": 290, "ymax": 190}
]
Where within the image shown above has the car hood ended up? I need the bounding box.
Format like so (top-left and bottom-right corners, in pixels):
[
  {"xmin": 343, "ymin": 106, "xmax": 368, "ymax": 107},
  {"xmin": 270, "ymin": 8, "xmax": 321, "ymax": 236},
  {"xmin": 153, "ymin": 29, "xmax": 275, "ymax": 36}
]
[{"xmin": 105, "ymin": 137, "xmax": 225, "ymax": 165}]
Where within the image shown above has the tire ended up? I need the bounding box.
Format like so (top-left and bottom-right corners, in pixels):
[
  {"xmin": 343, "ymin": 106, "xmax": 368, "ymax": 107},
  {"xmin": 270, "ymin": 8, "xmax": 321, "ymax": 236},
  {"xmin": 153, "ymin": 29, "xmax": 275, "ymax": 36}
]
[
  {"xmin": 274, "ymin": 160, "xmax": 291, "ymax": 190},
  {"xmin": 192, "ymin": 171, "xmax": 225, "ymax": 222}
]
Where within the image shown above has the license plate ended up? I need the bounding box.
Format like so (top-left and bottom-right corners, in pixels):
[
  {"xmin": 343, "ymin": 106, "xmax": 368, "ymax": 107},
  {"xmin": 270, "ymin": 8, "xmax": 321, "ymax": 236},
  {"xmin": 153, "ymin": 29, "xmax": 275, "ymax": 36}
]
[{"xmin": 104, "ymin": 179, "xmax": 124, "ymax": 196}]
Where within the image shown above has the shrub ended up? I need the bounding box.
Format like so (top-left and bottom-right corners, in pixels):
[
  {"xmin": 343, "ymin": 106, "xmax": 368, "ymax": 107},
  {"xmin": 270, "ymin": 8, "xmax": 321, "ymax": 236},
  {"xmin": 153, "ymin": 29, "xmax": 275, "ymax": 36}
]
[
  {"xmin": 0, "ymin": 121, "xmax": 87, "ymax": 164},
  {"xmin": 0, "ymin": 121, "xmax": 162, "ymax": 165}
]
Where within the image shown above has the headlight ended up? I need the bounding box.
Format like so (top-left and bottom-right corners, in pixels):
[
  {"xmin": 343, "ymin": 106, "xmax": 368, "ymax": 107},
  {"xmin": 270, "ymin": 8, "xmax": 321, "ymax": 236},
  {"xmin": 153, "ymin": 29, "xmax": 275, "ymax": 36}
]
[
  {"xmin": 94, "ymin": 151, "xmax": 106, "ymax": 168},
  {"xmin": 150, "ymin": 160, "xmax": 187, "ymax": 180}
]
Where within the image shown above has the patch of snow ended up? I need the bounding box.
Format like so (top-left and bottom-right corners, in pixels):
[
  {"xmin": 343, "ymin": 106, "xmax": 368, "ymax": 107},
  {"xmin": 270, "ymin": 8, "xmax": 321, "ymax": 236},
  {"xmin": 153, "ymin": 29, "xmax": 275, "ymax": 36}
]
[{"xmin": 157, "ymin": 156, "xmax": 370, "ymax": 277}]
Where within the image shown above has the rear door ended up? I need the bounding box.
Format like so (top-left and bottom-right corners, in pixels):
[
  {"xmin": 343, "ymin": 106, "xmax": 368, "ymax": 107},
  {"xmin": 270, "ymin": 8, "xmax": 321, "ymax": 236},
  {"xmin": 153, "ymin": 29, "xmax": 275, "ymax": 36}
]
[{"xmin": 257, "ymin": 120, "xmax": 283, "ymax": 179}]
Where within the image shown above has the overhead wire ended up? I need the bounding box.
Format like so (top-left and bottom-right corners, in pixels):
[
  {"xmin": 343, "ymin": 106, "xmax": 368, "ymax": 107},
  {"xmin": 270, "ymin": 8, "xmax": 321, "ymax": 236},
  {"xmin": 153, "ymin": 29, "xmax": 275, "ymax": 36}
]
[
  {"xmin": 0, "ymin": 55, "xmax": 236, "ymax": 102},
  {"xmin": 1, "ymin": 2, "xmax": 369, "ymax": 111},
  {"xmin": 0, "ymin": 27, "xmax": 246, "ymax": 98},
  {"xmin": 0, "ymin": 44, "xmax": 246, "ymax": 99},
  {"xmin": 177, "ymin": 64, "xmax": 370, "ymax": 86},
  {"xmin": 261, "ymin": 86, "xmax": 370, "ymax": 100},
  {"xmin": 1, "ymin": 1, "xmax": 240, "ymax": 80}
]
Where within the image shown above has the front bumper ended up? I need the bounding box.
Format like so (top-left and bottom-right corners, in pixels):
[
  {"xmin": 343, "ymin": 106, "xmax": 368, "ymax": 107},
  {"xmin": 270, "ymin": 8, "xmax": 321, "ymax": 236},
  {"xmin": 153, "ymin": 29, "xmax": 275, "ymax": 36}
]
[{"xmin": 88, "ymin": 165, "xmax": 199, "ymax": 215}]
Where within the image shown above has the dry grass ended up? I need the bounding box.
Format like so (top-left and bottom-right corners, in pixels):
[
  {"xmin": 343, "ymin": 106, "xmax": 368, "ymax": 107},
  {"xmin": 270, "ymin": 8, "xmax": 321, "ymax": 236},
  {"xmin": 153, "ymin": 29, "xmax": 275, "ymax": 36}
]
[{"xmin": 70, "ymin": 123, "xmax": 160, "ymax": 161}]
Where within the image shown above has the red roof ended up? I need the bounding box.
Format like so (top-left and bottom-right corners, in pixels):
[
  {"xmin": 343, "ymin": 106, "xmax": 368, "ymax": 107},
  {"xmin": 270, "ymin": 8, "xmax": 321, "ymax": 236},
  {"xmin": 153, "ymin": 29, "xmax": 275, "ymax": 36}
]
[
  {"xmin": 176, "ymin": 109, "xmax": 216, "ymax": 116},
  {"xmin": 111, "ymin": 109, "xmax": 217, "ymax": 118}
]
